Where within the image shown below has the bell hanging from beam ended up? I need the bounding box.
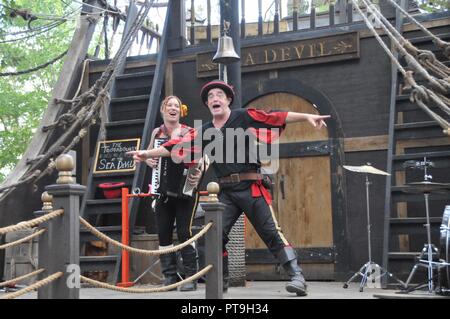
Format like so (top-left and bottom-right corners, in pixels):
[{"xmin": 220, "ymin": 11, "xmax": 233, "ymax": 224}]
[{"xmin": 212, "ymin": 23, "xmax": 240, "ymax": 64}]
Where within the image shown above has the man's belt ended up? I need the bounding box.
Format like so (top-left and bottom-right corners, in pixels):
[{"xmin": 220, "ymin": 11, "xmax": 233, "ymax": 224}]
[{"xmin": 218, "ymin": 172, "xmax": 263, "ymax": 184}]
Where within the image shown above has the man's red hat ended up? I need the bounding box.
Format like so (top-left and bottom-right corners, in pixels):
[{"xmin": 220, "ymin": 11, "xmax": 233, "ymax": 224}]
[{"xmin": 200, "ymin": 80, "xmax": 235, "ymax": 106}]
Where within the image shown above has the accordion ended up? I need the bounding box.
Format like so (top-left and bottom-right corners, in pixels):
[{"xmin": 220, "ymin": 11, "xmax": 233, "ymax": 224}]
[{"xmin": 150, "ymin": 138, "xmax": 200, "ymax": 198}]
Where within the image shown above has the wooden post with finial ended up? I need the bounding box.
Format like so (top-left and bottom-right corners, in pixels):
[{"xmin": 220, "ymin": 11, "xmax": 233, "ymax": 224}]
[
  {"xmin": 38, "ymin": 154, "xmax": 85, "ymax": 299},
  {"xmin": 201, "ymin": 182, "xmax": 225, "ymax": 299}
]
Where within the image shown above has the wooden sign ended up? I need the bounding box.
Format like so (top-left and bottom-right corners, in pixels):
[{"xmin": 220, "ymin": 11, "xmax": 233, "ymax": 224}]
[
  {"xmin": 197, "ymin": 32, "xmax": 359, "ymax": 77},
  {"xmin": 93, "ymin": 138, "xmax": 141, "ymax": 174}
]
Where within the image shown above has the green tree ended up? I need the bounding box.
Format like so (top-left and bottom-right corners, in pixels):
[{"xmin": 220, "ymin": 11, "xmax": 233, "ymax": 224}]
[
  {"xmin": 0, "ymin": 0, "xmax": 78, "ymax": 182},
  {"xmin": 417, "ymin": 0, "xmax": 450, "ymax": 12}
]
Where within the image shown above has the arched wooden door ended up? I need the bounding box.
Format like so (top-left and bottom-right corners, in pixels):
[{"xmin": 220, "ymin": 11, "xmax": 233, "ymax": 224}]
[{"xmin": 244, "ymin": 93, "xmax": 334, "ymax": 280}]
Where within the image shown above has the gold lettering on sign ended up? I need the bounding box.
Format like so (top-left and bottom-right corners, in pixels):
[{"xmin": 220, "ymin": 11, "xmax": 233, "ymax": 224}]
[
  {"xmin": 316, "ymin": 41, "xmax": 330, "ymax": 56},
  {"xmin": 294, "ymin": 45, "xmax": 305, "ymax": 59},
  {"xmin": 244, "ymin": 52, "xmax": 256, "ymax": 66},
  {"xmin": 197, "ymin": 32, "xmax": 359, "ymax": 77},
  {"xmin": 333, "ymin": 41, "xmax": 353, "ymax": 54},
  {"xmin": 201, "ymin": 63, "xmax": 216, "ymax": 71},
  {"xmin": 308, "ymin": 44, "xmax": 315, "ymax": 58},
  {"xmin": 264, "ymin": 49, "xmax": 277, "ymax": 63},
  {"xmin": 280, "ymin": 47, "xmax": 291, "ymax": 61}
]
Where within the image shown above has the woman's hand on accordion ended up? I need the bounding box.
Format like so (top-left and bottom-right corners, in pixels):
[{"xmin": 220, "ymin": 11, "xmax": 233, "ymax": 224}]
[
  {"xmin": 187, "ymin": 168, "xmax": 202, "ymax": 186},
  {"xmin": 146, "ymin": 158, "xmax": 159, "ymax": 168}
]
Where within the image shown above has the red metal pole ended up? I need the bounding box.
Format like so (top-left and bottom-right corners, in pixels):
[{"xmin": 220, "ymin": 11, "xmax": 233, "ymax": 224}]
[{"xmin": 117, "ymin": 187, "xmax": 133, "ymax": 287}]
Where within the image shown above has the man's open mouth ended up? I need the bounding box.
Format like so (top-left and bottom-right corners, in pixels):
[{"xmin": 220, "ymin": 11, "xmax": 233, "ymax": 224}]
[{"xmin": 212, "ymin": 104, "xmax": 221, "ymax": 109}]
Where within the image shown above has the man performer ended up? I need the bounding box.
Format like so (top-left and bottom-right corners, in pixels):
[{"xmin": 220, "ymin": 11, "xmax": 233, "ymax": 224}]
[{"xmin": 128, "ymin": 80, "xmax": 330, "ymax": 296}]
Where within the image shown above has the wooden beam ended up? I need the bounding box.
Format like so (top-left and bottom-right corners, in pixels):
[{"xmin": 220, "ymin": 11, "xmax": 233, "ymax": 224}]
[{"xmin": 344, "ymin": 135, "xmax": 450, "ymax": 152}]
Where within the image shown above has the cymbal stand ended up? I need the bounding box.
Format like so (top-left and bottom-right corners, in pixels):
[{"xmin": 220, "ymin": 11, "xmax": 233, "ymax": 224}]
[
  {"xmin": 404, "ymin": 158, "xmax": 437, "ymax": 293},
  {"xmin": 344, "ymin": 173, "xmax": 405, "ymax": 291}
]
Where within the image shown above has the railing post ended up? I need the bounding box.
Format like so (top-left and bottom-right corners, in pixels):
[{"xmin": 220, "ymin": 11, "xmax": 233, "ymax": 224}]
[
  {"xmin": 201, "ymin": 182, "xmax": 224, "ymax": 299},
  {"xmin": 39, "ymin": 154, "xmax": 86, "ymax": 299},
  {"xmin": 35, "ymin": 191, "xmax": 53, "ymax": 299}
]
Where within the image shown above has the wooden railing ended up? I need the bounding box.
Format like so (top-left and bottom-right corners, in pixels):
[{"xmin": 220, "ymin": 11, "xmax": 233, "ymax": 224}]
[{"xmin": 184, "ymin": 0, "xmax": 367, "ymax": 46}]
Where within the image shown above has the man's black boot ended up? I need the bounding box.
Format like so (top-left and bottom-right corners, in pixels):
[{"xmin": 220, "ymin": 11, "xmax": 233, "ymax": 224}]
[
  {"xmin": 179, "ymin": 245, "xmax": 198, "ymax": 291},
  {"xmin": 160, "ymin": 252, "xmax": 178, "ymax": 291},
  {"xmin": 277, "ymin": 246, "xmax": 307, "ymax": 296}
]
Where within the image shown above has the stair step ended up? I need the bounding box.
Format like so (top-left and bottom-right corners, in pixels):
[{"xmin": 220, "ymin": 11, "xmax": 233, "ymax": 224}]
[
  {"xmin": 116, "ymin": 70, "xmax": 155, "ymax": 80},
  {"xmin": 105, "ymin": 119, "xmax": 145, "ymax": 127},
  {"xmin": 110, "ymin": 94, "xmax": 150, "ymax": 104},
  {"xmin": 93, "ymin": 171, "xmax": 135, "ymax": 178},
  {"xmin": 391, "ymin": 186, "xmax": 449, "ymax": 203},
  {"xmin": 110, "ymin": 95, "xmax": 150, "ymax": 122},
  {"xmin": 388, "ymin": 252, "xmax": 420, "ymax": 260},
  {"xmin": 406, "ymin": 32, "xmax": 450, "ymax": 45},
  {"xmin": 104, "ymin": 119, "xmax": 145, "ymax": 139},
  {"xmin": 394, "ymin": 121, "xmax": 447, "ymax": 139},
  {"xmin": 85, "ymin": 199, "xmax": 122, "ymax": 215},
  {"xmin": 389, "ymin": 217, "xmax": 442, "ymax": 235},
  {"xmin": 395, "ymin": 94, "xmax": 448, "ymax": 112},
  {"xmin": 79, "ymin": 255, "xmax": 119, "ymax": 273},
  {"xmin": 392, "ymin": 150, "xmax": 450, "ymax": 170},
  {"xmin": 390, "ymin": 217, "xmax": 442, "ymax": 224},
  {"xmin": 80, "ymin": 226, "xmax": 122, "ymax": 242}
]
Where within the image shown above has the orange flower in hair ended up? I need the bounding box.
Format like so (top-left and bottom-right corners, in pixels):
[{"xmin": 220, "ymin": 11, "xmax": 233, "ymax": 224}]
[{"xmin": 180, "ymin": 104, "xmax": 189, "ymax": 117}]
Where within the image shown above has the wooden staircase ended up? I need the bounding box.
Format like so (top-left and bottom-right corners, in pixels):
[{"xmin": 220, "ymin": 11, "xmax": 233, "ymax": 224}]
[
  {"xmin": 78, "ymin": 1, "xmax": 172, "ymax": 284},
  {"xmin": 382, "ymin": 30, "xmax": 450, "ymax": 286}
]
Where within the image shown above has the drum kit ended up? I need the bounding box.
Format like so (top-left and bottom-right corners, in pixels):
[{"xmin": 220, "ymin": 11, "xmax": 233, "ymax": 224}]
[{"xmin": 342, "ymin": 158, "xmax": 450, "ymax": 296}]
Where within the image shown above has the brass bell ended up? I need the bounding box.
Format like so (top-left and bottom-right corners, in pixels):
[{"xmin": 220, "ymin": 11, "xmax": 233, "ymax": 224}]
[{"xmin": 212, "ymin": 34, "xmax": 240, "ymax": 64}]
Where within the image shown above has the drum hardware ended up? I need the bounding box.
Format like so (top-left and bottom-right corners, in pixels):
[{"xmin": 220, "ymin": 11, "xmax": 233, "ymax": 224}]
[
  {"xmin": 402, "ymin": 157, "xmax": 450, "ymax": 295},
  {"xmin": 342, "ymin": 163, "xmax": 405, "ymax": 291}
]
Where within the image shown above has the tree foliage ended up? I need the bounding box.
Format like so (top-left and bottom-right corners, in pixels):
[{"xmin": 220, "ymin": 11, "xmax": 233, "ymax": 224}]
[{"xmin": 0, "ymin": 0, "xmax": 78, "ymax": 182}]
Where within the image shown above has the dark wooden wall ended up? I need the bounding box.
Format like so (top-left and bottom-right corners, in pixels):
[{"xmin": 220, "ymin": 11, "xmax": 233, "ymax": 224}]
[{"xmin": 168, "ymin": 22, "xmax": 449, "ymax": 277}]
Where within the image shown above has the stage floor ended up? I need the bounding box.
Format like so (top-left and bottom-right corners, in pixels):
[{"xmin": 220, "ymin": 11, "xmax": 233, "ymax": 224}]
[{"xmin": 6, "ymin": 281, "xmax": 450, "ymax": 299}]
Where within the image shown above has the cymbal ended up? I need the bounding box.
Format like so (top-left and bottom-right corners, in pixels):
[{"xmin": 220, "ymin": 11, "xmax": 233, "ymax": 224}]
[
  {"xmin": 402, "ymin": 181, "xmax": 450, "ymax": 194},
  {"xmin": 343, "ymin": 165, "xmax": 390, "ymax": 176}
]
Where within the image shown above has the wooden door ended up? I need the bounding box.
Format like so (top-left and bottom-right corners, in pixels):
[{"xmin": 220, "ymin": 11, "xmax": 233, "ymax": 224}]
[{"xmin": 244, "ymin": 93, "xmax": 334, "ymax": 280}]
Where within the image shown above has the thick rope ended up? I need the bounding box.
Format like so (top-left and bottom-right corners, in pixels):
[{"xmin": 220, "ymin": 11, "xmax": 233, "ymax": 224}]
[
  {"xmin": 0, "ymin": 50, "xmax": 68, "ymax": 77},
  {"xmin": 362, "ymin": 0, "xmax": 450, "ymax": 79},
  {"xmin": 0, "ymin": 209, "xmax": 63, "ymax": 235},
  {"xmin": 356, "ymin": 0, "xmax": 449, "ymax": 93},
  {"xmin": 0, "ymin": 272, "xmax": 63, "ymax": 299},
  {"xmin": 350, "ymin": 0, "xmax": 450, "ymax": 134},
  {"xmin": 0, "ymin": 269, "xmax": 45, "ymax": 288},
  {"xmin": 79, "ymin": 216, "xmax": 212, "ymax": 256},
  {"xmin": 385, "ymin": 0, "xmax": 450, "ymax": 58},
  {"xmin": 10, "ymin": 0, "xmax": 154, "ymax": 191},
  {"xmin": 80, "ymin": 265, "xmax": 213, "ymax": 293},
  {"xmin": 0, "ymin": 228, "xmax": 45, "ymax": 250}
]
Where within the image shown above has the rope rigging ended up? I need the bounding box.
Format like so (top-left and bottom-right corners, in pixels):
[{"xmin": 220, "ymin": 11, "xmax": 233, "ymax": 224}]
[
  {"xmin": 385, "ymin": 0, "xmax": 450, "ymax": 58},
  {"xmin": 350, "ymin": 0, "xmax": 450, "ymax": 135},
  {"xmin": 0, "ymin": 0, "xmax": 157, "ymax": 196},
  {"xmin": 362, "ymin": 0, "xmax": 450, "ymax": 80},
  {"xmin": 0, "ymin": 50, "xmax": 68, "ymax": 77}
]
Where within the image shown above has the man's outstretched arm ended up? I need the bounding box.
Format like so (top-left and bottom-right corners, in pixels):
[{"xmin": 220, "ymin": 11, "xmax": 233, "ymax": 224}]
[{"xmin": 285, "ymin": 112, "xmax": 330, "ymax": 128}]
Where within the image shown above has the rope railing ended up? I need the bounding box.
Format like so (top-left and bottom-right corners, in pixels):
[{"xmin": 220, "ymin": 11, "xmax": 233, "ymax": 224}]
[
  {"xmin": 0, "ymin": 228, "xmax": 45, "ymax": 250},
  {"xmin": 80, "ymin": 265, "xmax": 213, "ymax": 293},
  {"xmin": 0, "ymin": 269, "xmax": 45, "ymax": 288},
  {"xmin": 79, "ymin": 216, "xmax": 213, "ymax": 256},
  {"xmin": 0, "ymin": 209, "xmax": 63, "ymax": 235},
  {"xmin": 0, "ymin": 272, "xmax": 63, "ymax": 299}
]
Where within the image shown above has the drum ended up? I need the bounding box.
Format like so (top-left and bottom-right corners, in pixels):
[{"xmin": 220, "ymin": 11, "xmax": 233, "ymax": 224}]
[{"xmin": 439, "ymin": 205, "xmax": 450, "ymax": 294}]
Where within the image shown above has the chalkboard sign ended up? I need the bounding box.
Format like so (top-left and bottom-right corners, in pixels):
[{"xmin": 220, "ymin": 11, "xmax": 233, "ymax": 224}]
[{"xmin": 93, "ymin": 138, "xmax": 141, "ymax": 174}]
